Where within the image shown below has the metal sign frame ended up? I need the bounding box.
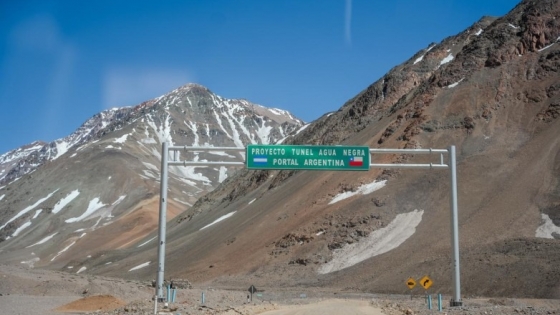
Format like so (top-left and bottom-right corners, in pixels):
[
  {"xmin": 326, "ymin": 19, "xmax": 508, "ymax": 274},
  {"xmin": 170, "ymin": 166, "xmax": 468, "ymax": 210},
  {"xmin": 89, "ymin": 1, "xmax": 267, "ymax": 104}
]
[
  {"xmin": 246, "ymin": 144, "xmax": 371, "ymax": 171},
  {"xmin": 155, "ymin": 143, "xmax": 462, "ymax": 307}
]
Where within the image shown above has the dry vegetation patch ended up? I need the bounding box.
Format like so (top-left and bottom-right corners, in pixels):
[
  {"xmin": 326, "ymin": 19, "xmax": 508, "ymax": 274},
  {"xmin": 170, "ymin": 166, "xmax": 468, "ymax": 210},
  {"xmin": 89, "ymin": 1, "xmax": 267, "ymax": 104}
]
[{"xmin": 55, "ymin": 294, "xmax": 127, "ymax": 312}]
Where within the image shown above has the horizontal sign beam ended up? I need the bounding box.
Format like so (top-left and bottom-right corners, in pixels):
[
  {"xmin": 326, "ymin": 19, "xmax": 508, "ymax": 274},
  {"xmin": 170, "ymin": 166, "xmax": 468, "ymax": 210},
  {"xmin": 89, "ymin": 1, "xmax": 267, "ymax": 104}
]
[
  {"xmin": 165, "ymin": 146, "xmax": 450, "ymax": 170},
  {"xmin": 370, "ymin": 148, "xmax": 448, "ymax": 154},
  {"xmin": 168, "ymin": 161, "xmax": 245, "ymax": 166},
  {"xmin": 370, "ymin": 163, "xmax": 448, "ymax": 169},
  {"xmin": 169, "ymin": 146, "xmax": 245, "ymax": 152}
]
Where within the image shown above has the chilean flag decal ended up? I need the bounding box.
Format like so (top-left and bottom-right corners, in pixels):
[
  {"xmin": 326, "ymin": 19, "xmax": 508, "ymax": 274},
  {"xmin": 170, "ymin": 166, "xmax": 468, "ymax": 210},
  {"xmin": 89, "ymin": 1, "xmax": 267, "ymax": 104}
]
[{"xmin": 349, "ymin": 156, "xmax": 363, "ymax": 167}]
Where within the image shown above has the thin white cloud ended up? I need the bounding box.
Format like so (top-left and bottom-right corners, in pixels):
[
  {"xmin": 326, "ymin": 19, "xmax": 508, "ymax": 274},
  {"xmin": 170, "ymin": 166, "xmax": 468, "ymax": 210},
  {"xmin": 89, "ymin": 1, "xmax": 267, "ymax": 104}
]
[
  {"xmin": 345, "ymin": 0, "xmax": 352, "ymax": 46},
  {"xmin": 103, "ymin": 67, "xmax": 194, "ymax": 109},
  {"xmin": 9, "ymin": 14, "xmax": 61, "ymax": 52},
  {"xmin": 6, "ymin": 14, "xmax": 77, "ymax": 141},
  {"xmin": 45, "ymin": 44, "xmax": 76, "ymax": 131}
]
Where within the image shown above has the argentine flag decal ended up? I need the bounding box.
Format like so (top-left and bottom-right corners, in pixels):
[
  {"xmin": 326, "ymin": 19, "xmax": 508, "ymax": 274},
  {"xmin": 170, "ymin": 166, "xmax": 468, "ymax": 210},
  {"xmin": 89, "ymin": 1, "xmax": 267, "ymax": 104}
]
[{"xmin": 253, "ymin": 155, "xmax": 267, "ymax": 165}]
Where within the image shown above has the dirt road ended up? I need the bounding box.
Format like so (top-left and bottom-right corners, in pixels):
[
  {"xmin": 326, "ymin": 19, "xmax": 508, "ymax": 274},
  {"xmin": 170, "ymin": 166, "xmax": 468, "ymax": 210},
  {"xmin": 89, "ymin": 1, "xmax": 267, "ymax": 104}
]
[{"xmin": 256, "ymin": 299, "xmax": 384, "ymax": 315}]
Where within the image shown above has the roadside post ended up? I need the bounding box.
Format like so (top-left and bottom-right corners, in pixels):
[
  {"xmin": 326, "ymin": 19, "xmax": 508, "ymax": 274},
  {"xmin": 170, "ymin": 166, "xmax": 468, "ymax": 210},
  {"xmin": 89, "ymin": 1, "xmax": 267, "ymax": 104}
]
[
  {"xmin": 427, "ymin": 295, "xmax": 432, "ymax": 310},
  {"xmin": 166, "ymin": 284, "xmax": 170, "ymax": 303},
  {"xmin": 419, "ymin": 275, "xmax": 433, "ymax": 310},
  {"xmin": 248, "ymin": 285, "xmax": 257, "ymax": 302}
]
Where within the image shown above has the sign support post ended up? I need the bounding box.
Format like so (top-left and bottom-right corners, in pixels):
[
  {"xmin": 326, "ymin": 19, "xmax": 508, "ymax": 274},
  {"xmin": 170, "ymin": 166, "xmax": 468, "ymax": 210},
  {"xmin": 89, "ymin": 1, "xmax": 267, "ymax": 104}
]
[
  {"xmin": 156, "ymin": 141, "xmax": 169, "ymax": 302},
  {"xmin": 155, "ymin": 144, "xmax": 245, "ymax": 304},
  {"xmin": 449, "ymin": 145, "xmax": 462, "ymax": 307}
]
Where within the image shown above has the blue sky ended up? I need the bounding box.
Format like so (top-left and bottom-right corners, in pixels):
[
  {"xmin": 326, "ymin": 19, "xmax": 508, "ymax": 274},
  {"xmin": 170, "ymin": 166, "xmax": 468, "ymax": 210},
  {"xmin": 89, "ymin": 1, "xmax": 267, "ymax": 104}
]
[{"xmin": 0, "ymin": 0, "xmax": 519, "ymax": 154}]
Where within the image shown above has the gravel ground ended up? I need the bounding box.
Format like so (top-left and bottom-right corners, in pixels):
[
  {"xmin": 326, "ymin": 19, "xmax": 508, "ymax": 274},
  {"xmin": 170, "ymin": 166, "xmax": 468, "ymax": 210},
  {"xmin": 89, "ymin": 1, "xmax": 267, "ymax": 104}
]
[
  {"xmin": 81, "ymin": 292, "xmax": 560, "ymax": 315},
  {"xmin": 1, "ymin": 264, "xmax": 559, "ymax": 315},
  {"xmin": 0, "ymin": 294, "xmax": 82, "ymax": 315},
  {"xmin": 372, "ymin": 296, "xmax": 560, "ymax": 315}
]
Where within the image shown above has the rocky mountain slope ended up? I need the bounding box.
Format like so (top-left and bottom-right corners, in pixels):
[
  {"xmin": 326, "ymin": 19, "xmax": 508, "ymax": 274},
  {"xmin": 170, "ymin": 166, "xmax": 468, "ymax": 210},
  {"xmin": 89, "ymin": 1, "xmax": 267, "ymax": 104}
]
[
  {"xmin": 1, "ymin": 0, "xmax": 559, "ymax": 301},
  {"xmin": 0, "ymin": 83, "xmax": 303, "ymax": 270}
]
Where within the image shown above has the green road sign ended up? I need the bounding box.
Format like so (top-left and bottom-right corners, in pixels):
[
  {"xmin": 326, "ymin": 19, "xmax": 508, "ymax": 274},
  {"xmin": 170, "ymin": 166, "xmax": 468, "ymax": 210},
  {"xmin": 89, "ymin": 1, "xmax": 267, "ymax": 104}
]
[{"xmin": 246, "ymin": 145, "xmax": 370, "ymax": 171}]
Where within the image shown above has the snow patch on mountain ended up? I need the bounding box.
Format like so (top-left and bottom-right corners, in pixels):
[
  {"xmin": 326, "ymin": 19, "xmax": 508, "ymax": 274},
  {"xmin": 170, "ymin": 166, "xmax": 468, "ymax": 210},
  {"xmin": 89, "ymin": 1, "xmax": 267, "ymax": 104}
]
[
  {"xmin": 50, "ymin": 232, "xmax": 88, "ymax": 261},
  {"xmin": 185, "ymin": 120, "xmax": 200, "ymax": 147},
  {"xmin": 53, "ymin": 140, "xmax": 71, "ymax": 159},
  {"xmin": 255, "ymin": 117, "xmax": 273, "ymax": 144},
  {"xmin": 329, "ymin": 180, "xmax": 387, "ymax": 205},
  {"xmin": 26, "ymin": 232, "xmax": 57, "ymax": 248},
  {"xmin": 129, "ymin": 261, "xmax": 150, "ymax": 271},
  {"xmin": 137, "ymin": 236, "xmax": 156, "ymax": 247},
  {"xmin": 269, "ymin": 108, "xmax": 292, "ymax": 117},
  {"xmin": 142, "ymin": 162, "xmax": 159, "ymax": 172},
  {"xmin": 21, "ymin": 256, "xmax": 40, "ymax": 268},
  {"xmin": 146, "ymin": 115, "xmax": 173, "ymax": 145},
  {"xmin": 11, "ymin": 221, "xmax": 32, "ymax": 237},
  {"xmin": 51, "ymin": 241, "xmax": 77, "ymax": 262},
  {"xmin": 114, "ymin": 134, "xmax": 129, "ymax": 144},
  {"xmin": 277, "ymin": 124, "xmax": 309, "ymax": 144},
  {"xmin": 200, "ymin": 211, "xmax": 236, "ymax": 230},
  {"xmin": 0, "ymin": 189, "xmax": 59, "ymax": 230},
  {"xmin": 52, "ymin": 190, "xmax": 80, "ymax": 214},
  {"xmin": 204, "ymin": 124, "xmax": 211, "ymax": 145},
  {"xmin": 222, "ymin": 109, "xmax": 245, "ymax": 148},
  {"xmin": 0, "ymin": 142, "xmax": 43, "ymax": 164},
  {"xmin": 173, "ymin": 198, "xmax": 191, "ymax": 206},
  {"xmin": 168, "ymin": 153, "xmax": 211, "ymax": 184},
  {"xmin": 142, "ymin": 125, "xmax": 157, "ymax": 144},
  {"xmin": 218, "ymin": 166, "xmax": 227, "ymax": 183},
  {"xmin": 32, "ymin": 209, "xmax": 42, "ymax": 219},
  {"xmin": 112, "ymin": 195, "xmax": 126, "ymax": 206},
  {"xmin": 536, "ymin": 213, "xmax": 560, "ymax": 238},
  {"xmin": 174, "ymin": 176, "xmax": 199, "ymax": 188},
  {"xmin": 65, "ymin": 198, "xmax": 106, "ymax": 223},
  {"xmin": 447, "ymin": 78, "xmax": 465, "ymax": 88},
  {"xmin": 538, "ymin": 43, "xmax": 555, "ymax": 52},
  {"xmin": 318, "ymin": 209, "xmax": 424, "ymax": 274},
  {"xmin": 295, "ymin": 124, "xmax": 309, "ymax": 135},
  {"xmin": 212, "ymin": 109, "xmax": 231, "ymax": 140},
  {"xmin": 440, "ymin": 53, "xmax": 454, "ymax": 66},
  {"xmin": 141, "ymin": 170, "xmax": 158, "ymax": 180}
]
